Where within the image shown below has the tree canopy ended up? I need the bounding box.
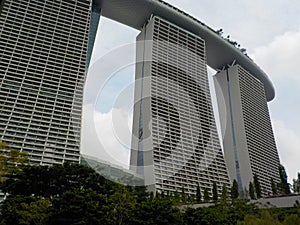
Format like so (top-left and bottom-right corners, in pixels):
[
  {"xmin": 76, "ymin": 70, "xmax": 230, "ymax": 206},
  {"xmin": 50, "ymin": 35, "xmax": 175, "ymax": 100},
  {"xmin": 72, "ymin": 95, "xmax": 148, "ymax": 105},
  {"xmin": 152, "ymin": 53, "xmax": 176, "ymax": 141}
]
[
  {"xmin": 0, "ymin": 163, "xmax": 299, "ymax": 225},
  {"xmin": 231, "ymin": 179, "xmax": 239, "ymax": 199},
  {"xmin": 293, "ymin": 173, "xmax": 300, "ymax": 194},
  {"xmin": 0, "ymin": 142, "xmax": 29, "ymax": 184},
  {"xmin": 278, "ymin": 165, "xmax": 291, "ymax": 195},
  {"xmin": 253, "ymin": 174, "xmax": 262, "ymax": 199}
]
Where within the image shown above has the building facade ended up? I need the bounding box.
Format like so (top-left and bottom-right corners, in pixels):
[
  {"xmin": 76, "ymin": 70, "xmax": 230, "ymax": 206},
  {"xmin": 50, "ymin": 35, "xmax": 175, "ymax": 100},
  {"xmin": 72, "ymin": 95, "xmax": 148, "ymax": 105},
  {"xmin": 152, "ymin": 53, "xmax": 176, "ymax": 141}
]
[
  {"xmin": 130, "ymin": 16, "xmax": 230, "ymax": 195},
  {"xmin": 214, "ymin": 64, "xmax": 281, "ymax": 197},
  {"xmin": 0, "ymin": 0, "xmax": 280, "ymax": 198},
  {"xmin": 0, "ymin": 0, "xmax": 99, "ymax": 165}
]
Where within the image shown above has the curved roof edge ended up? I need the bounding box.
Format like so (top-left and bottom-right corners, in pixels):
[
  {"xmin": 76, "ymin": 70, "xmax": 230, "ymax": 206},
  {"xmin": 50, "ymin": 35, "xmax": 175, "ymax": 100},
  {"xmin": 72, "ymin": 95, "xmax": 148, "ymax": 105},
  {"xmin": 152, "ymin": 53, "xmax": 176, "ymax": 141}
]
[{"xmin": 95, "ymin": 0, "xmax": 275, "ymax": 101}]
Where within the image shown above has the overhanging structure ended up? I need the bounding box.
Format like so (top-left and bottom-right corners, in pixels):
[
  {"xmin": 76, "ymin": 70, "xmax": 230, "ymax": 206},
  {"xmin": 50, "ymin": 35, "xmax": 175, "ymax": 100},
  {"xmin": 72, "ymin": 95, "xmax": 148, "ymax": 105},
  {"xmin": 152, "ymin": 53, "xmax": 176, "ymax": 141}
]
[{"xmin": 94, "ymin": 0, "xmax": 275, "ymax": 101}]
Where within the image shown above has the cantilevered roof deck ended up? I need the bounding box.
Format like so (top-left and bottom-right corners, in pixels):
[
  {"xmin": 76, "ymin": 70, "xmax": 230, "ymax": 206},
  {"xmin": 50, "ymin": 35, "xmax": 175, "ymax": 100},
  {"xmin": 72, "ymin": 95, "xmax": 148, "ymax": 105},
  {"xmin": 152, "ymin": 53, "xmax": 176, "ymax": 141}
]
[{"xmin": 95, "ymin": 0, "xmax": 275, "ymax": 101}]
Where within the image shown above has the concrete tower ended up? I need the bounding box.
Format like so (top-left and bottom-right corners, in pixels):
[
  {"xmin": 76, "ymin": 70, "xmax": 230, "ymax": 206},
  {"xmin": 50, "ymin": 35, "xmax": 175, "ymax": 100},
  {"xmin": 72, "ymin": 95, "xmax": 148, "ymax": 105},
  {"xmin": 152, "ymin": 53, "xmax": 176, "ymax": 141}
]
[
  {"xmin": 214, "ymin": 64, "xmax": 281, "ymax": 197},
  {"xmin": 0, "ymin": 0, "xmax": 99, "ymax": 165},
  {"xmin": 130, "ymin": 16, "xmax": 230, "ymax": 195}
]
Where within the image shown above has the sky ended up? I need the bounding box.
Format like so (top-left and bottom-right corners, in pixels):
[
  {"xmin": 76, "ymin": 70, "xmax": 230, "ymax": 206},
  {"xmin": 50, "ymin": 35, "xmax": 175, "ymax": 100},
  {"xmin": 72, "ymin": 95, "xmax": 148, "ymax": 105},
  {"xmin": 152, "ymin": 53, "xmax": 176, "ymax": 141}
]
[{"xmin": 81, "ymin": 0, "xmax": 300, "ymax": 183}]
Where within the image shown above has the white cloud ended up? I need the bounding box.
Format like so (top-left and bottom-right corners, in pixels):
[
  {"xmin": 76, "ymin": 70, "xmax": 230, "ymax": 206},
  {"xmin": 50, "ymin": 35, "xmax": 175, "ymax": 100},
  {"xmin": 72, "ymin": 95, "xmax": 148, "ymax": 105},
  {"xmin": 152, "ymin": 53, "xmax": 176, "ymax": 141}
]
[
  {"xmin": 252, "ymin": 29, "xmax": 300, "ymax": 82},
  {"xmin": 251, "ymin": 30, "xmax": 300, "ymax": 175},
  {"xmin": 165, "ymin": 0, "xmax": 300, "ymax": 49},
  {"xmin": 250, "ymin": 30, "xmax": 300, "ymax": 183},
  {"xmin": 91, "ymin": 17, "xmax": 138, "ymax": 63},
  {"xmin": 81, "ymin": 104, "xmax": 132, "ymax": 169},
  {"xmin": 273, "ymin": 119, "xmax": 300, "ymax": 182}
]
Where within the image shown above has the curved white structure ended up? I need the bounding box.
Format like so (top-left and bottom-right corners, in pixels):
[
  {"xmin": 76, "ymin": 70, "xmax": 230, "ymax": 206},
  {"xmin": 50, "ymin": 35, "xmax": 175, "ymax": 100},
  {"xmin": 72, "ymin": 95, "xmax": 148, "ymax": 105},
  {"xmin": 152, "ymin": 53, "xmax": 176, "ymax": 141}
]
[{"xmin": 94, "ymin": 0, "xmax": 275, "ymax": 101}]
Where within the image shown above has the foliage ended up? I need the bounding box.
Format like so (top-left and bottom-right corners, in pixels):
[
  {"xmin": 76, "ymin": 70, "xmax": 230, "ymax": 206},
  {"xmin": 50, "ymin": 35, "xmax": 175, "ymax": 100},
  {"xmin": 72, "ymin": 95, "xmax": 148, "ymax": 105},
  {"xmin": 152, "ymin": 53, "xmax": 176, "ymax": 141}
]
[
  {"xmin": 0, "ymin": 142, "xmax": 29, "ymax": 184},
  {"xmin": 267, "ymin": 206, "xmax": 300, "ymax": 222},
  {"xmin": 0, "ymin": 163, "xmax": 116, "ymax": 198},
  {"xmin": 107, "ymin": 185, "xmax": 136, "ymax": 225},
  {"xmin": 249, "ymin": 181, "xmax": 256, "ymax": 200},
  {"xmin": 183, "ymin": 199, "xmax": 258, "ymax": 225},
  {"xmin": 253, "ymin": 174, "xmax": 262, "ymax": 199},
  {"xmin": 17, "ymin": 198, "xmax": 50, "ymax": 225},
  {"xmin": 47, "ymin": 188, "xmax": 108, "ymax": 225},
  {"xmin": 133, "ymin": 195, "xmax": 182, "ymax": 225},
  {"xmin": 238, "ymin": 210, "xmax": 282, "ymax": 225},
  {"xmin": 282, "ymin": 214, "xmax": 300, "ymax": 225},
  {"xmin": 181, "ymin": 186, "xmax": 186, "ymax": 203},
  {"xmin": 196, "ymin": 184, "xmax": 202, "ymax": 202},
  {"xmin": 221, "ymin": 184, "xmax": 227, "ymax": 203},
  {"xmin": 293, "ymin": 173, "xmax": 300, "ymax": 194},
  {"xmin": 231, "ymin": 179, "xmax": 239, "ymax": 199},
  {"xmin": 243, "ymin": 187, "xmax": 249, "ymax": 199},
  {"xmin": 0, "ymin": 195, "xmax": 51, "ymax": 225},
  {"xmin": 238, "ymin": 207, "xmax": 300, "ymax": 225},
  {"xmin": 203, "ymin": 188, "xmax": 210, "ymax": 202},
  {"xmin": 132, "ymin": 185, "xmax": 149, "ymax": 203},
  {"xmin": 1, "ymin": 163, "xmax": 300, "ymax": 225},
  {"xmin": 271, "ymin": 178, "xmax": 278, "ymax": 195},
  {"xmin": 212, "ymin": 181, "xmax": 218, "ymax": 202},
  {"xmin": 278, "ymin": 165, "xmax": 291, "ymax": 194}
]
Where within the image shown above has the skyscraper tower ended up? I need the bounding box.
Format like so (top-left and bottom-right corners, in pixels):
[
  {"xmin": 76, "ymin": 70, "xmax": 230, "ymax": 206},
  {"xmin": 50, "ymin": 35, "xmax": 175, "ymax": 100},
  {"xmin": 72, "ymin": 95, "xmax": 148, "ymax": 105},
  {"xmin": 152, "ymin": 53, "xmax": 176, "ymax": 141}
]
[
  {"xmin": 0, "ymin": 0, "xmax": 99, "ymax": 165},
  {"xmin": 130, "ymin": 16, "xmax": 230, "ymax": 195},
  {"xmin": 214, "ymin": 64, "xmax": 281, "ymax": 197}
]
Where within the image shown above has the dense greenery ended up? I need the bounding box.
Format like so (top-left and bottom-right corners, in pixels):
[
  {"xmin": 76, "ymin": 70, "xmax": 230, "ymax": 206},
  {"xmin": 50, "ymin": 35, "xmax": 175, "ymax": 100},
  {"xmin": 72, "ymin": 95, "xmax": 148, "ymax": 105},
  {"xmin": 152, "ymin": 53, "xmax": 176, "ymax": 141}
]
[
  {"xmin": 0, "ymin": 163, "xmax": 299, "ymax": 225},
  {"xmin": 278, "ymin": 165, "xmax": 291, "ymax": 194},
  {"xmin": 249, "ymin": 181, "xmax": 255, "ymax": 200},
  {"xmin": 231, "ymin": 179, "xmax": 239, "ymax": 199},
  {"xmin": 294, "ymin": 173, "xmax": 300, "ymax": 194},
  {"xmin": 0, "ymin": 142, "xmax": 29, "ymax": 184},
  {"xmin": 253, "ymin": 174, "xmax": 262, "ymax": 199}
]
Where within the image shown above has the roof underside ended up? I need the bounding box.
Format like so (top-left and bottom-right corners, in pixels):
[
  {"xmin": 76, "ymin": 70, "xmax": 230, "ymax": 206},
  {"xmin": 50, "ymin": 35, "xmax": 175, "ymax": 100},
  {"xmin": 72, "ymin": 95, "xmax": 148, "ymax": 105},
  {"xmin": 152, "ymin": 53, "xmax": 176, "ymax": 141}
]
[{"xmin": 95, "ymin": 0, "xmax": 275, "ymax": 101}]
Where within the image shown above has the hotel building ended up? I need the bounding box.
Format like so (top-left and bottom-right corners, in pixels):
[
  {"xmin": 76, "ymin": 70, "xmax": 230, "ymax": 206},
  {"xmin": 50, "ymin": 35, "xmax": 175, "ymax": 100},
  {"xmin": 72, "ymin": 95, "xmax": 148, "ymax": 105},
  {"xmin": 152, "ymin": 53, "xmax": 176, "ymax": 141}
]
[
  {"xmin": 130, "ymin": 16, "xmax": 230, "ymax": 195},
  {"xmin": 0, "ymin": 0, "xmax": 99, "ymax": 164},
  {"xmin": 214, "ymin": 64, "xmax": 281, "ymax": 197}
]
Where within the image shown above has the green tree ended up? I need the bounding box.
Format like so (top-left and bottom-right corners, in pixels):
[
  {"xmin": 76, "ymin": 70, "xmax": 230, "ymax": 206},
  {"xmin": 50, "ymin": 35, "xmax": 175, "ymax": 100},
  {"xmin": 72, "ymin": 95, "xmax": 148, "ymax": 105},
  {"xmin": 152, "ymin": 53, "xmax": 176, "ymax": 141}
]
[
  {"xmin": 183, "ymin": 207, "xmax": 202, "ymax": 225},
  {"xmin": 16, "ymin": 198, "xmax": 50, "ymax": 225},
  {"xmin": 48, "ymin": 188, "xmax": 108, "ymax": 225},
  {"xmin": 173, "ymin": 190, "xmax": 181, "ymax": 205},
  {"xmin": 0, "ymin": 195, "xmax": 51, "ymax": 225},
  {"xmin": 271, "ymin": 178, "xmax": 278, "ymax": 195},
  {"xmin": 249, "ymin": 181, "xmax": 256, "ymax": 200},
  {"xmin": 221, "ymin": 183, "xmax": 228, "ymax": 203},
  {"xmin": 0, "ymin": 195, "xmax": 34, "ymax": 225},
  {"xmin": 238, "ymin": 210, "xmax": 282, "ymax": 225},
  {"xmin": 183, "ymin": 199, "xmax": 258, "ymax": 225},
  {"xmin": 1, "ymin": 163, "xmax": 116, "ymax": 198},
  {"xmin": 133, "ymin": 186, "xmax": 149, "ymax": 203},
  {"xmin": 181, "ymin": 186, "xmax": 186, "ymax": 203},
  {"xmin": 203, "ymin": 187, "xmax": 210, "ymax": 202},
  {"xmin": 132, "ymin": 196, "xmax": 182, "ymax": 225},
  {"xmin": 196, "ymin": 184, "xmax": 202, "ymax": 202},
  {"xmin": 231, "ymin": 179, "xmax": 239, "ymax": 199},
  {"xmin": 254, "ymin": 174, "xmax": 262, "ymax": 199},
  {"xmin": 283, "ymin": 214, "xmax": 300, "ymax": 225},
  {"xmin": 278, "ymin": 164, "xmax": 291, "ymax": 194},
  {"xmin": 212, "ymin": 181, "xmax": 218, "ymax": 202},
  {"xmin": 293, "ymin": 173, "xmax": 300, "ymax": 194},
  {"xmin": 187, "ymin": 194, "xmax": 194, "ymax": 203},
  {"xmin": 0, "ymin": 142, "xmax": 29, "ymax": 184},
  {"xmin": 107, "ymin": 185, "xmax": 136, "ymax": 225}
]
